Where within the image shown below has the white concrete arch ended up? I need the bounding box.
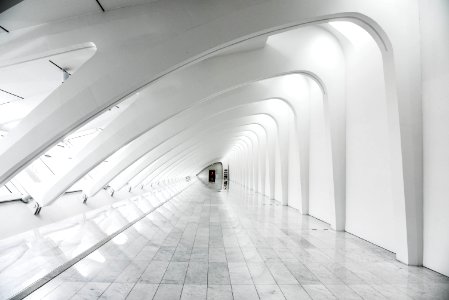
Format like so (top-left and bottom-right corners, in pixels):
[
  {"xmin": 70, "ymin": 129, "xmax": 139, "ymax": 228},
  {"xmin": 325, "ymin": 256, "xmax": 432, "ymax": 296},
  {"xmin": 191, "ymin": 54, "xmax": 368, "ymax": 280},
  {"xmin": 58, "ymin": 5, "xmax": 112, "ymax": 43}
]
[
  {"xmin": 150, "ymin": 128, "xmax": 260, "ymax": 186},
  {"xmin": 124, "ymin": 114, "xmax": 272, "ymax": 198},
  {"xmin": 37, "ymin": 75, "xmax": 306, "ymax": 207},
  {"xmin": 145, "ymin": 133, "xmax": 253, "ymax": 188},
  {"xmin": 87, "ymin": 104, "xmax": 280, "ymax": 199},
  {"xmin": 125, "ymin": 121, "xmax": 268, "ymax": 197},
  {"xmin": 118, "ymin": 119, "xmax": 268, "ymax": 194},
  {"xmin": 127, "ymin": 109, "xmax": 277, "ymax": 197},
  {"xmin": 113, "ymin": 111, "xmax": 280, "ymax": 201},
  {"xmin": 138, "ymin": 129, "xmax": 257, "ymax": 188},
  {"xmin": 147, "ymin": 131, "xmax": 258, "ymax": 188},
  {"xmin": 28, "ymin": 24, "xmax": 340, "ymax": 206},
  {"xmin": 0, "ymin": 0, "xmax": 428, "ymax": 268}
]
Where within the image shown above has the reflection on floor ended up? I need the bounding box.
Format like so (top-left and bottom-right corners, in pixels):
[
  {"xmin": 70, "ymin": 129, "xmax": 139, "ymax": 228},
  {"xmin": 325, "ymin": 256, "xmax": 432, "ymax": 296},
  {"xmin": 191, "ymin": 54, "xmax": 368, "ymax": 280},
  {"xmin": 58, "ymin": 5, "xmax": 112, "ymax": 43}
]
[
  {"xmin": 23, "ymin": 181, "xmax": 449, "ymax": 299},
  {"xmin": 0, "ymin": 182, "xmax": 191, "ymax": 300}
]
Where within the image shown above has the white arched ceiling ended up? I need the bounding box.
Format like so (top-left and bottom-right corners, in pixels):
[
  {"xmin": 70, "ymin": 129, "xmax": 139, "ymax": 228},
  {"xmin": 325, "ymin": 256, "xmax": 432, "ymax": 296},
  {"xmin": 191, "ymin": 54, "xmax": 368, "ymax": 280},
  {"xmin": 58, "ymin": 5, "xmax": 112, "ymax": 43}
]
[
  {"xmin": 36, "ymin": 73, "xmax": 314, "ymax": 207},
  {"xmin": 129, "ymin": 126, "xmax": 259, "ymax": 189},
  {"xmin": 82, "ymin": 96, "xmax": 292, "ymax": 200},
  {"xmin": 28, "ymin": 25, "xmax": 340, "ymax": 208},
  {"xmin": 111, "ymin": 121, "xmax": 266, "ymax": 194},
  {"xmin": 92, "ymin": 100, "xmax": 290, "ymax": 199},
  {"xmin": 145, "ymin": 127, "xmax": 260, "ymax": 188},
  {"xmin": 112, "ymin": 117, "xmax": 270, "ymax": 197},
  {"xmin": 146, "ymin": 131, "xmax": 256, "ymax": 186},
  {"xmin": 107, "ymin": 112, "xmax": 279, "ymax": 211},
  {"xmin": 0, "ymin": 0, "xmax": 425, "ymax": 268}
]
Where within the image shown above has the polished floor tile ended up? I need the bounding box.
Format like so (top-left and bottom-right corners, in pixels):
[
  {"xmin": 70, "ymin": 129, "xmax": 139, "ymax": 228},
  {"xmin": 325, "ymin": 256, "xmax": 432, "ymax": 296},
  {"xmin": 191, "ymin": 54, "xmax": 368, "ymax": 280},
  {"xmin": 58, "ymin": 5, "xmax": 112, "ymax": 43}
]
[
  {"xmin": 14, "ymin": 181, "xmax": 449, "ymax": 300},
  {"xmin": 181, "ymin": 284, "xmax": 207, "ymax": 300}
]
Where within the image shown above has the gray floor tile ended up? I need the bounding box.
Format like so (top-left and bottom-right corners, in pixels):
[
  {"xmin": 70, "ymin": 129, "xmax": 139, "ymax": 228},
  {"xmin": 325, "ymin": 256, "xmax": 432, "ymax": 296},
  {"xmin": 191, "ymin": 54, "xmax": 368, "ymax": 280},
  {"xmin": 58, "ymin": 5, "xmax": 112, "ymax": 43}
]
[
  {"xmin": 99, "ymin": 283, "xmax": 134, "ymax": 300},
  {"xmin": 126, "ymin": 283, "xmax": 158, "ymax": 300},
  {"xmin": 208, "ymin": 262, "xmax": 231, "ymax": 284},
  {"xmin": 153, "ymin": 246, "xmax": 176, "ymax": 261},
  {"xmin": 191, "ymin": 247, "xmax": 209, "ymax": 262},
  {"xmin": 247, "ymin": 262, "xmax": 276, "ymax": 284},
  {"xmin": 181, "ymin": 284, "xmax": 207, "ymax": 300},
  {"xmin": 24, "ymin": 183, "xmax": 449, "ymax": 300},
  {"xmin": 325, "ymin": 284, "xmax": 363, "ymax": 299},
  {"xmin": 71, "ymin": 282, "xmax": 110, "ymax": 300},
  {"xmin": 209, "ymin": 248, "xmax": 227, "ymax": 262},
  {"xmin": 228, "ymin": 262, "xmax": 253, "ymax": 284},
  {"xmin": 42, "ymin": 282, "xmax": 85, "ymax": 300},
  {"xmin": 284, "ymin": 262, "xmax": 320, "ymax": 285},
  {"xmin": 140, "ymin": 261, "xmax": 169, "ymax": 283},
  {"xmin": 185, "ymin": 262, "xmax": 209, "ymax": 284},
  {"xmin": 256, "ymin": 284, "xmax": 285, "ymax": 300},
  {"xmin": 265, "ymin": 262, "xmax": 298, "ymax": 284},
  {"xmin": 225, "ymin": 247, "xmax": 245, "ymax": 262},
  {"xmin": 161, "ymin": 262, "xmax": 188, "ymax": 284},
  {"xmin": 153, "ymin": 284, "xmax": 183, "ymax": 300},
  {"xmin": 278, "ymin": 284, "xmax": 311, "ymax": 299},
  {"xmin": 115, "ymin": 261, "xmax": 149, "ymax": 283},
  {"xmin": 207, "ymin": 285, "xmax": 233, "ymax": 300},
  {"xmin": 302, "ymin": 284, "xmax": 337, "ymax": 300},
  {"xmin": 348, "ymin": 284, "xmax": 387, "ymax": 300},
  {"xmin": 172, "ymin": 250, "xmax": 192, "ymax": 262},
  {"xmin": 232, "ymin": 284, "xmax": 259, "ymax": 300}
]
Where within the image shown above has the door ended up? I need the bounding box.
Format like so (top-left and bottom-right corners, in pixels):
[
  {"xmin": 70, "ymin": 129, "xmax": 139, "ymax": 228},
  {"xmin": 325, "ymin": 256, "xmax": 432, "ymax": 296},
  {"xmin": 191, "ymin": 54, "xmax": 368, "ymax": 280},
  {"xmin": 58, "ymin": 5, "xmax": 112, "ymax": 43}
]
[{"xmin": 209, "ymin": 170, "xmax": 215, "ymax": 182}]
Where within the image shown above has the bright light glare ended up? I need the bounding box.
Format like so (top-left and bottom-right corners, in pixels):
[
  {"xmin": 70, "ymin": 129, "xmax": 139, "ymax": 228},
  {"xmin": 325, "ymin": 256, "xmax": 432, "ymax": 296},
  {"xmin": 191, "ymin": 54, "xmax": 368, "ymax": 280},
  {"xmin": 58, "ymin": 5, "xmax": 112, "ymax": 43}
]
[
  {"xmin": 280, "ymin": 74, "xmax": 308, "ymax": 97},
  {"xmin": 329, "ymin": 21, "xmax": 371, "ymax": 44},
  {"xmin": 113, "ymin": 233, "xmax": 128, "ymax": 245},
  {"xmin": 89, "ymin": 251, "xmax": 106, "ymax": 263},
  {"xmin": 75, "ymin": 263, "xmax": 91, "ymax": 277}
]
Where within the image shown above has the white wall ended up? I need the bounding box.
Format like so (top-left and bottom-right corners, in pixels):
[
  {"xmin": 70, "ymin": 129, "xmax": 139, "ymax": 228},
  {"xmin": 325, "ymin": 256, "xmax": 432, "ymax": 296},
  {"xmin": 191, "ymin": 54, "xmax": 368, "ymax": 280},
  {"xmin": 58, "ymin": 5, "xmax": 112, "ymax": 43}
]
[
  {"xmin": 308, "ymin": 90, "xmax": 333, "ymax": 224},
  {"xmin": 420, "ymin": 0, "xmax": 449, "ymax": 277},
  {"xmin": 274, "ymin": 144, "xmax": 283, "ymax": 202},
  {"xmin": 340, "ymin": 24, "xmax": 396, "ymax": 252},
  {"xmin": 287, "ymin": 125, "xmax": 302, "ymax": 210}
]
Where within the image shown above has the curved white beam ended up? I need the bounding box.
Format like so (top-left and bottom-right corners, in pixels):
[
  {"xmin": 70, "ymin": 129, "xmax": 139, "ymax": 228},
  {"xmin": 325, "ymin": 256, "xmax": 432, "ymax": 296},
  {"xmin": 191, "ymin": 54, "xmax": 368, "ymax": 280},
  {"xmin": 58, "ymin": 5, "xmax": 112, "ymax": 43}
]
[
  {"xmin": 39, "ymin": 74, "xmax": 307, "ymax": 206},
  {"xmin": 86, "ymin": 99, "xmax": 285, "ymax": 198},
  {"xmin": 150, "ymin": 129, "xmax": 260, "ymax": 187},
  {"xmin": 0, "ymin": 1, "xmax": 424, "ymax": 265},
  {"xmin": 147, "ymin": 132, "xmax": 255, "ymax": 186},
  {"xmin": 124, "ymin": 113, "xmax": 277, "ymax": 196},
  {"xmin": 151, "ymin": 135, "xmax": 254, "ymax": 187},
  {"xmin": 123, "ymin": 120, "xmax": 268, "ymax": 195}
]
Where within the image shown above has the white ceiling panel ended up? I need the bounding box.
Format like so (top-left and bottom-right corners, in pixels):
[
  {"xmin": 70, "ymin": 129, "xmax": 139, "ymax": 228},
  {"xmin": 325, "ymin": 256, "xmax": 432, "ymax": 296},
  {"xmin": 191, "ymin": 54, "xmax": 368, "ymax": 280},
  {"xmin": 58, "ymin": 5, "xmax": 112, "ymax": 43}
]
[
  {"xmin": 0, "ymin": 0, "xmax": 160, "ymax": 32},
  {"xmin": 0, "ymin": 45, "xmax": 96, "ymax": 133}
]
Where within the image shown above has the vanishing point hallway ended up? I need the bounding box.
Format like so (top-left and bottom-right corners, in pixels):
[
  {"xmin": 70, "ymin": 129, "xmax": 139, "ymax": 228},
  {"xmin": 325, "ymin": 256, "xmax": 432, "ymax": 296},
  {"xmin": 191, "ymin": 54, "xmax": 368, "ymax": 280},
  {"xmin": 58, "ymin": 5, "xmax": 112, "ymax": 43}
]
[{"xmin": 25, "ymin": 181, "xmax": 449, "ymax": 300}]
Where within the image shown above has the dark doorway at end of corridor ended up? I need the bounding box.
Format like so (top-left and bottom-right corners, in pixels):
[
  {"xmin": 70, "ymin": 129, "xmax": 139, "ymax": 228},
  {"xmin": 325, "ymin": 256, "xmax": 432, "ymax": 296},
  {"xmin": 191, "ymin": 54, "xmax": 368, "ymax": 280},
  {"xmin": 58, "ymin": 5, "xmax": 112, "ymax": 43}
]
[{"xmin": 209, "ymin": 170, "xmax": 216, "ymax": 182}]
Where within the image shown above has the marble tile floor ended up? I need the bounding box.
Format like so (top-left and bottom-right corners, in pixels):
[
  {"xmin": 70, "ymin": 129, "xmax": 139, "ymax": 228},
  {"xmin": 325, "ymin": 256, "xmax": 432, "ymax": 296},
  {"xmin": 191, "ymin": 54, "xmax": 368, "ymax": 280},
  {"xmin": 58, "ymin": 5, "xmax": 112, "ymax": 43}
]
[
  {"xmin": 0, "ymin": 182, "xmax": 191, "ymax": 300},
  {"xmin": 21, "ymin": 181, "xmax": 449, "ymax": 299}
]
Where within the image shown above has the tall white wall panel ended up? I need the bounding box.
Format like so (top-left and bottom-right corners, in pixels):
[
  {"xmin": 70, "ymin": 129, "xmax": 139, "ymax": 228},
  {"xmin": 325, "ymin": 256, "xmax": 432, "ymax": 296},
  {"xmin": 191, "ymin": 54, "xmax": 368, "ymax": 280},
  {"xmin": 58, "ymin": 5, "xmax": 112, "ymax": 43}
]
[
  {"xmin": 308, "ymin": 90, "xmax": 333, "ymax": 224},
  {"xmin": 343, "ymin": 26, "xmax": 396, "ymax": 252},
  {"xmin": 420, "ymin": 0, "xmax": 449, "ymax": 277}
]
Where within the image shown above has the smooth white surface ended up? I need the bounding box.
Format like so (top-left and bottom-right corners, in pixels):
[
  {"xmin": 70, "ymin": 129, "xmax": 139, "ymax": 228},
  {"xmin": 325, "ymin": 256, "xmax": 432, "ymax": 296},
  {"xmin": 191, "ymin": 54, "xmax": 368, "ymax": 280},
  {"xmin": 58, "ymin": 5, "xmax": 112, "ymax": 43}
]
[
  {"xmin": 308, "ymin": 88, "xmax": 333, "ymax": 224},
  {"xmin": 0, "ymin": 180, "xmax": 190, "ymax": 300},
  {"xmin": 420, "ymin": 0, "xmax": 449, "ymax": 277},
  {"xmin": 337, "ymin": 23, "xmax": 396, "ymax": 252},
  {"xmin": 0, "ymin": 0, "xmax": 447, "ymax": 275},
  {"xmin": 20, "ymin": 182, "xmax": 449, "ymax": 300}
]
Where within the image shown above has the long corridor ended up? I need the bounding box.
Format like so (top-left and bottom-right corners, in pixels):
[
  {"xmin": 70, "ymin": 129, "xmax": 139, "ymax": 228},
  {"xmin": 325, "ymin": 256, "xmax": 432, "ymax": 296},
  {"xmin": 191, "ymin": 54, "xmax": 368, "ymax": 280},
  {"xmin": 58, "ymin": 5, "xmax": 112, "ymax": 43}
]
[{"xmin": 25, "ymin": 181, "xmax": 449, "ymax": 300}]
